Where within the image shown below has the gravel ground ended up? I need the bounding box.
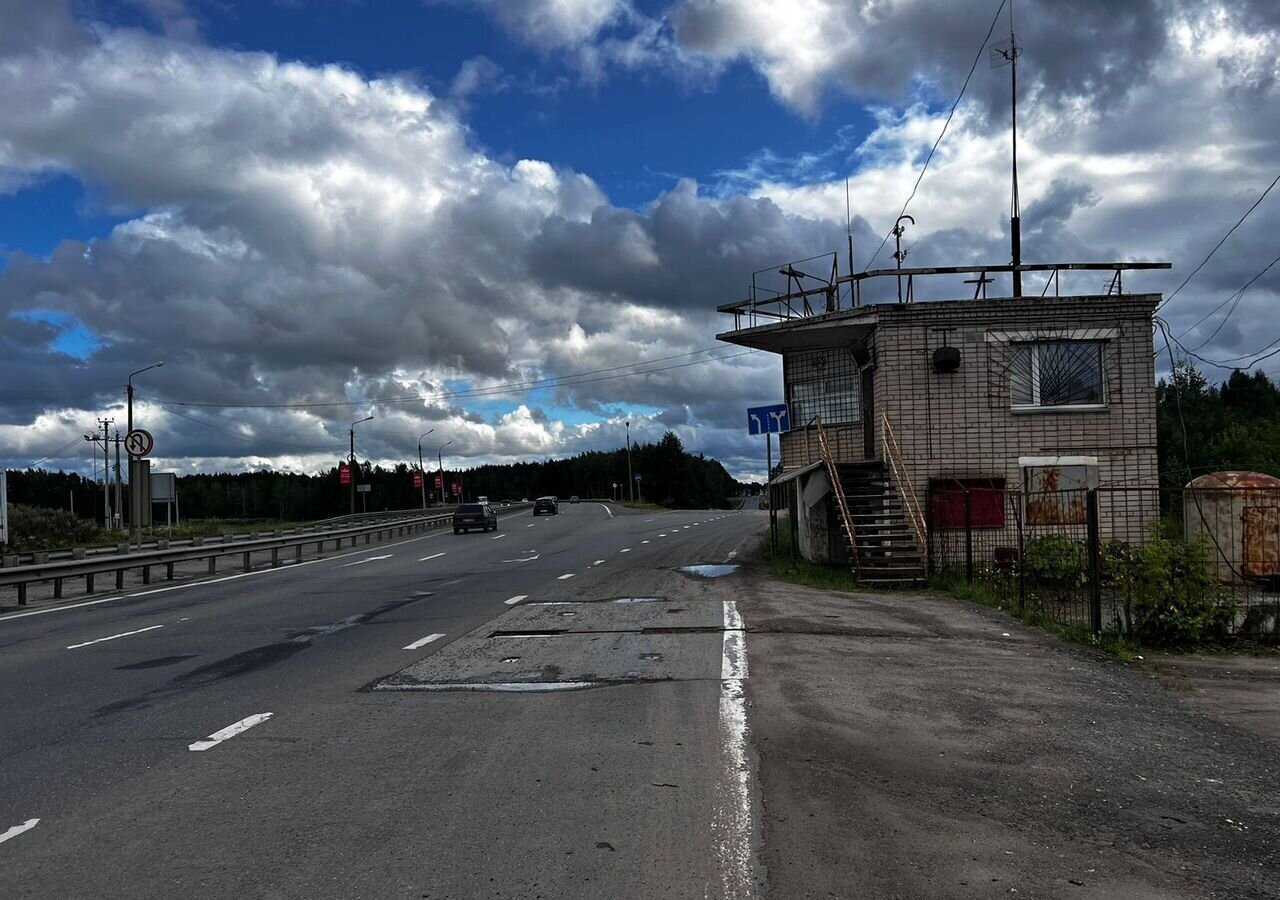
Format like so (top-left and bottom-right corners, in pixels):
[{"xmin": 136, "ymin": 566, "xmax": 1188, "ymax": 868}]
[{"xmin": 736, "ymin": 552, "xmax": 1280, "ymax": 899}]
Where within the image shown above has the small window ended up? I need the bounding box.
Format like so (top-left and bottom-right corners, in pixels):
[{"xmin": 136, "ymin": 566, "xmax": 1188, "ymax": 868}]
[
  {"xmin": 1010, "ymin": 341, "xmax": 1104, "ymax": 409},
  {"xmin": 789, "ymin": 374, "xmax": 861, "ymax": 425},
  {"xmin": 930, "ymin": 479, "xmax": 1006, "ymax": 529},
  {"xmin": 1022, "ymin": 458, "xmax": 1098, "ymax": 525}
]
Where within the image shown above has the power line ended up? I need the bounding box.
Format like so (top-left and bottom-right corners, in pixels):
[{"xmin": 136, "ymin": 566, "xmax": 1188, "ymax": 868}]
[
  {"xmin": 862, "ymin": 0, "xmax": 1008, "ymax": 272},
  {"xmin": 1181, "ymin": 249, "xmax": 1280, "ymax": 351},
  {"xmin": 1157, "ymin": 171, "xmax": 1280, "ymax": 313},
  {"xmin": 154, "ymin": 348, "xmax": 757, "ymax": 411}
]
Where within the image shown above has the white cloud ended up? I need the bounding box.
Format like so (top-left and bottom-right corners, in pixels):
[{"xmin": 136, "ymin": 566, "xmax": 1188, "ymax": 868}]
[{"xmin": 3, "ymin": 2, "xmax": 1280, "ymax": 483}]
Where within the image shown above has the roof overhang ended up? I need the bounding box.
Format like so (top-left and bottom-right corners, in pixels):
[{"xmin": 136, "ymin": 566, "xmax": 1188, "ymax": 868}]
[
  {"xmin": 769, "ymin": 460, "xmax": 823, "ymax": 487},
  {"xmin": 717, "ymin": 310, "xmax": 877, "ymax": 353}
]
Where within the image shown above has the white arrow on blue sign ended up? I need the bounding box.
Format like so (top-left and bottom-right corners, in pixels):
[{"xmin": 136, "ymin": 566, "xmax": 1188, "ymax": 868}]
[{"xmin": 747, "ymin": 404, "xmax": 790, "ymax": 435}]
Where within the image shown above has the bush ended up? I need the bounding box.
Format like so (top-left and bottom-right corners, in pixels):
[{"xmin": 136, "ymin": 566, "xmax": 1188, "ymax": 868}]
[
  {"xmin": 7, "ymin": 504, "xmax": 109, "ymax": 552},
  {"xmin": 1022, "ymin": 534, "xmax": 1087, "ymax": 587},
  {"xmin": 1103, "ymin": 530, "xmax": 1236, "ymax": 649}
]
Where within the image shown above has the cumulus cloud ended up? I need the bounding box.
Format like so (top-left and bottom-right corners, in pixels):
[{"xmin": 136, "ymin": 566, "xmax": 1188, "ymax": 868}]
[{"xmin": 2, "ymin": 1, "xmax": 1279, "ymax": 484}]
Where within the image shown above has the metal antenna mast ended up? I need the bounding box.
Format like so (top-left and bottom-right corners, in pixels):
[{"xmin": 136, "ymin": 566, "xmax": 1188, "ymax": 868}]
[
  {"xmin": 845, "ymin": 177, "xmax": 855, "ymax": 307},
  {"xmin": 991, "ymin": 0, "xmax": 1022, "ymax": 297}
]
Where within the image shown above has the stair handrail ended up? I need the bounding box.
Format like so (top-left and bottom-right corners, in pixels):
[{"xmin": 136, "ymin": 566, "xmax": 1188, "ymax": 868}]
[
  {"xmin": 880, "ymin": 412, "xmax": 928, "ymax": 567},
  {"xmin": 810, "ymin": 414, "xmax": 861, "ymax": 578}
]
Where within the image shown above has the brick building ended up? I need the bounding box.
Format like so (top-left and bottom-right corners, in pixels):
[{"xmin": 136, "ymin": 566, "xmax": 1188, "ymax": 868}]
[{"xmin": 718, "ymin": 263, "xmax": 1168, "ymax": 583}]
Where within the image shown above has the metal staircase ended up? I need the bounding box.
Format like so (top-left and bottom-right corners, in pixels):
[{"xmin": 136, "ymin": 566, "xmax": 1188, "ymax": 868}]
[
  {"xmin": 834, "ymin": 461, "xmax": 926, "ymax": 585},
  {"xmin": 812, "ymin": 414, "xmax": 927, "ymax": 587}
]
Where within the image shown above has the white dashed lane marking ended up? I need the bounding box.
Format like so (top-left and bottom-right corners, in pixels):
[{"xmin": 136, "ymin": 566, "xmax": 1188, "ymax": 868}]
[
  {"xmin": 0, "ymin": 819, "xmax": 39, "ymax": 846},
  {"xmin": 403, "ymin": 633, "xmax": 445, "ymax": 650},
  {"xmin": 65, "ymin": 624, "xmax": 164, "ymax": 650},
  {"xmin": 419, "ymin": 552, "xmax": 446, "ymax": 562},
  {"xmin": 189, "ymin": 713, "xmax": 274, "ymax": 752},
  {"xmin": 505, "ymin": 595, "xmax": 528, "ymax": 605},
  {"xmin": 557, "ymin": 573, "xmax": 575, "ymax": 580}
]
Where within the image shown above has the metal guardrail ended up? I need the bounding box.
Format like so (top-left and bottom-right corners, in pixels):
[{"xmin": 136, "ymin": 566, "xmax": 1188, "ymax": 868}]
[
  {"xmin": 2, "ymin": 504, "xmax": 513, "ymax": 567},
  {"xmin": 1, "ymin": 503, "xmax": 533, "ymax": 608}
]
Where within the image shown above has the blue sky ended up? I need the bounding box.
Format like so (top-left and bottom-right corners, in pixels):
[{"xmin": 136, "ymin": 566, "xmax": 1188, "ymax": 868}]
[
  {"xmin": 0, "ymin": 0, "xmax": 875, "ymax": 256},
  {"xmin": 2, "ymin": 0, "xmax": 1278, "ymax": 479}
]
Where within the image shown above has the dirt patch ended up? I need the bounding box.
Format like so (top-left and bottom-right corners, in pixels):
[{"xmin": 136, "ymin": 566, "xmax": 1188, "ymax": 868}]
[{"xmin": 737, "ymin": 550, "xmax": 1280, "ymax": 899}]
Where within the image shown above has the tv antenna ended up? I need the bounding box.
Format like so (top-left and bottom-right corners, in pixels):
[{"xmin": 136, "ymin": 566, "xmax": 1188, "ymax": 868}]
[{"xmin": 990, "ymin": 0, "xmax": 1022, "ymax": 297}]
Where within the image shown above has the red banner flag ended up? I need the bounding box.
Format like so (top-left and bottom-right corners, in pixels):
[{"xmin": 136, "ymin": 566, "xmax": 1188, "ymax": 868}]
[
  {"xmin": 339, "ymin": 464, "xmax": 351, "ymax": 485},
  {"xmin": 413, "ymin": 472, "xmax": 423, "ymax": 489}
]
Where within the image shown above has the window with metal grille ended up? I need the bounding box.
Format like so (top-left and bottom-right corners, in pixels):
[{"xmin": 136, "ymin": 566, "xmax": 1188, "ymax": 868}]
[
  {"xmin": 786, "ymin": 349, "xmax": 862, "ymax": 425},
  {"xmin": 1010, "ymin": 340, "xmax": 1105, "ymax": 409}
]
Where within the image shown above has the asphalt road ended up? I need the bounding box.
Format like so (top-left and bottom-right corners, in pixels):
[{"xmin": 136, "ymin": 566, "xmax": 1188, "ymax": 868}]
[{"xmin": 0, "ymin": 502, "xmax": 765, "ymax": 899}]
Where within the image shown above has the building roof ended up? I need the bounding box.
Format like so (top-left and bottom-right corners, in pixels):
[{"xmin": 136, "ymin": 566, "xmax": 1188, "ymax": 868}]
[{"xmin": 718, "ymin": 292, "xmax": 1161, "ymax": 354}]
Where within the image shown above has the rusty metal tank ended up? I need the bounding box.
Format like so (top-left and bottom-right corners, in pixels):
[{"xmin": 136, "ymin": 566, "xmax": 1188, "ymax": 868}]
[{"xmin": 1184, "ymin": 471, "xmax": 1280, "ymax": 584}]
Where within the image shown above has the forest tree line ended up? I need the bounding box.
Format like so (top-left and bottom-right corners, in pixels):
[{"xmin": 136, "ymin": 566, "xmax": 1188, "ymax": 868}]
[
  {"xmin": 6, "ymin": 431, "xmax": 744, "ymax": 523},
  {"xmin": 1156, "ymin": 367, "xmax": 1280, "ymax": 485}
]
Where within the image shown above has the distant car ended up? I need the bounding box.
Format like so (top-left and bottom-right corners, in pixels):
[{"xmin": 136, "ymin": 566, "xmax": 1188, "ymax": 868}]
[
  {"xmin": 533, "ymin": 496, "xmax": 558, "ymax": 516},
  {"xmin": 478, "ymin": 495, "xmax": 489, "ymax": 504},
  {"xmin": 569, "ymin": 495, "xmax": 580, "ymax": 504},
  {"xmin": 453, "ymin": 503, "xmax": 497, "ymax": 534}
]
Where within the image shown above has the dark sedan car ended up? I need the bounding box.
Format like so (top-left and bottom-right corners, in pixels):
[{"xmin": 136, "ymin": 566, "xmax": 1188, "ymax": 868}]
[
  {"xmin": 453, "ymin": 503, "xmax": 497, "ymax": 534},
  {"xmin": 532, "ymin": 496, "xmax": 558, "ymax": 516}
]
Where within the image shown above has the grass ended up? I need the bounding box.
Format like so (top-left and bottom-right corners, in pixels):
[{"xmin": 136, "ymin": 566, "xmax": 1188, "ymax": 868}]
[{"xmin": 927, "ymin": 572, "xmax": 1143, "ymax": 661}]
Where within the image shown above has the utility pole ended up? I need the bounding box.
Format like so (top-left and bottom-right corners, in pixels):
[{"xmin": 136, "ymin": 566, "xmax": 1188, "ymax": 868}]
[
  {"xmin": 626, "ymin": 420, "xmax": 634, "ymax": 503},
  {"xmin": 418, "ymin": 429, "xmax": 434, "ymax": 510},
  {"xmin": 437, "ymin": 440, "xmax": 453, "ymax": 508},
  {"xmin": 113, "ymin": 429, "xmax": 123, "ymax": 531},
  {"xmin": 349, "ymin": 415, "xmax": 373, "ymax": 516}
]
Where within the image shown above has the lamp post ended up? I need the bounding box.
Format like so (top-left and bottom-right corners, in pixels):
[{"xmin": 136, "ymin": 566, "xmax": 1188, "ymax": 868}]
[
  {"xmin": 127, "ymin": 361, "xmax": 164, "ymax": 437},
  {"xmin": 625, "ymin": 420, "xmax": 634, "ymax": 503},
  {"xmin": 350, "ymin": 414, "xmax": 373, "ymax": 515},
  {"xmin": 417, "ymin": 429, "xmax": 434, "ymax": 509},
  {"xmin": 437, "ymin": 440, "xmax": 453, "ymax": 507}
]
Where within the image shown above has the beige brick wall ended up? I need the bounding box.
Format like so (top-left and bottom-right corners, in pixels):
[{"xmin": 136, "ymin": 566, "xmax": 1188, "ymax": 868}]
[
  {"xmin": 871, "ymin": 295, "xmax": 1159, "ymax": 493},
  {"xmin": 777, "ymin": 294, "xmax": 1162, "ymax": 546}
]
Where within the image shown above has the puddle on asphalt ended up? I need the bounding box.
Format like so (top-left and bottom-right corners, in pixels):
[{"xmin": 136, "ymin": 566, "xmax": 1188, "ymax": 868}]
[{"xmin": 678, "ymin": 565, "xmax": 740, "ymax": 578}]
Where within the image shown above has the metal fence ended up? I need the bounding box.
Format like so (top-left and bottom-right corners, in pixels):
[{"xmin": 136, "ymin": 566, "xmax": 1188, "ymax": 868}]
[{"xmin": 928, "ymin": 486, "xmax": 1280, "ymax": 642}]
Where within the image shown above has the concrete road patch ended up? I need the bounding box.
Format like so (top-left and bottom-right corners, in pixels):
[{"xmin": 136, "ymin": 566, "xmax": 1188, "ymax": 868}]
[{"xmin": 374, "ymin": 596, "xmax": 735, "ymax": 690}]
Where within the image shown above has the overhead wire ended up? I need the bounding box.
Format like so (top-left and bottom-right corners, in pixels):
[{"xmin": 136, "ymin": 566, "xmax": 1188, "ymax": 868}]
[
  {"xmin": 1156, "ymin": 172, "xmax": 1280, "ymax": 313},
  {"xmin": 153, "ymin": 348, "xmax": 758, "ymax": 411},
  {"xmin": 861, "ymin": 0, "xmax": 1008, "ymax": 273}
]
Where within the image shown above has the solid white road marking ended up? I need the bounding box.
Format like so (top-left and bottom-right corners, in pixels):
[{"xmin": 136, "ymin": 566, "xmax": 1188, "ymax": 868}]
[
  {"xmin": 714, "ymin": 599, "xmax": 753, "ymax": 897},
  {"xmin": 66, "ymin": 624, "xmax": 165, "ymax": 650},
  {"xmin": 189, "ymin": 712, "xmax": 274, "ymax": 752},
  {"xmin": 598, "ymin": 504, "xmax": 614, "ymax": 518},
  {"xmin": 403, "ymin": 633, "xmax": 445, "ymax": 650},
  {"xmin": 419, "ymin": 552, "xmax": 446, "ymax": 562},
  {"xmin": 505, "ymin": 594, "xmax": 528, "ymax": 605},
  {"xmin": 340, "ymin": 554, "xmax": 393, "ymax": 568},
  {"xmin": 557, "ymin": 573, "xmax": 575, "ymax": 580},
  {"xmin": 0, "ymin": 819, "xmax": 39, "ymax": 846}
]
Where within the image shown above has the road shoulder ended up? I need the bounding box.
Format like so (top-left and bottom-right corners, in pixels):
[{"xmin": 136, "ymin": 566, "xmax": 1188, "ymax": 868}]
[{"xmin": 738, "ymin": 555, "xmax": 1280, "ymax": 899}]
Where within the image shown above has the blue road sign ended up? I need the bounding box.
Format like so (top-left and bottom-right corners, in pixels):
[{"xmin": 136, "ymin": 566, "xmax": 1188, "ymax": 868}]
[{"xmin": 747, "ymin": 404, "xmax": 790, "ymax": 435}]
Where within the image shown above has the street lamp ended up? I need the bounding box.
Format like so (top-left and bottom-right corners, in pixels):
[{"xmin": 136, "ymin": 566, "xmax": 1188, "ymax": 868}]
[
  {"xmin": 127, "ymin": 361, "xmax": 164, "ymax": 436},
  {"xmin": 437, "ymin": 440, "xmax": 453, "ymax": 506},
  {"xmin": 350, "ymin": 414, "xmax": 374, "ymax": 515},
  {"xmin": 625, "ymin": 420, "xmax": 634, "ymax": 503},
  {"xmin": 417, "ymin": 429, "xmax": 434, "ymax": 509}
]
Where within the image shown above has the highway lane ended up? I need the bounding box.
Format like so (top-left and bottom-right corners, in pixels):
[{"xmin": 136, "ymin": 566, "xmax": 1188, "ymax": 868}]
[{"xmin": 1, "ymin": 503, "xmax": 764, "ymax": 899}]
